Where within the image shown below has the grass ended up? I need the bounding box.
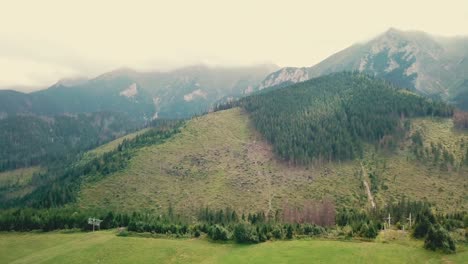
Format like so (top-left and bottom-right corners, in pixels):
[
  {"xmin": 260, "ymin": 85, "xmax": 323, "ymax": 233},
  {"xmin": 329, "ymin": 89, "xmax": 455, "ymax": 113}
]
[
  {"xmin": 412, "ymin": 117, "xmax": 468, "ymax": 162},
  {"xmin": 370, "ymin": 117, "xmax": 468, "ymax": 212},
  {"xmin": 85, "ymin": 128, "xmax": 152, "ymax": 157},
  {"xmin": 0, "ymin": 166, "xmax": 42, "ymax": 200},
  {"xmin": 79, "ymin": 108, "xmax": 361, "ymax": 214},
  {"xmin": 1, "ymin": 231, "xmax": 466, "ymax": 264},
  {"xmin": 0, "ymin": 167, "xmax": 42, "ymax": 187},
  {"xmin": 78, "ymin": 108, "xmax": 468, "ymax": 214}
]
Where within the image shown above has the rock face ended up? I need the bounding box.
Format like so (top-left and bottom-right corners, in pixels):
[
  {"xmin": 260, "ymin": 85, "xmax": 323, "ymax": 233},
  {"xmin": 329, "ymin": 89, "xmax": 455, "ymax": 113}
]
[
  {"xmin": 183, "ymin": 89, "xmax": 207, "ymax": 102},
  {"xmin": 259, "ymin": 28, "xmax": 468, "ymax": 108},
  {"xmin": 259, "ymin": 67, "xmax": 309, "ymax": 90},
  {"xmin": 120, "ymin": 83, "xmax": 138, "ymax": 98}
]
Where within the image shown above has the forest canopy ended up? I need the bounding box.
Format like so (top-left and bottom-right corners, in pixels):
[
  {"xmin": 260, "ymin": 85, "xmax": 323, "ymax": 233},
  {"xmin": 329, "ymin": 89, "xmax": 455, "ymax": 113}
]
[{"xmin": 239, "ymin": 72, "xmax": 453, "ymax": 164}]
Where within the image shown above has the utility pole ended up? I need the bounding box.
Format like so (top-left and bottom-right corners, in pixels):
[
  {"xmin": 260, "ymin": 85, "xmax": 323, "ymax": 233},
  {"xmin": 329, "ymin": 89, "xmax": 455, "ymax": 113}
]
[
  {"xmin": 383, "ymin": 214, "xmax": 391, "ymax": 229},
  {"xmin": 88, "ymin": 217, "xmax": 102, "ymax": 232},
  {"xmin": 407, "ymin": 213, "xmax": 412, "ymax": 228}
]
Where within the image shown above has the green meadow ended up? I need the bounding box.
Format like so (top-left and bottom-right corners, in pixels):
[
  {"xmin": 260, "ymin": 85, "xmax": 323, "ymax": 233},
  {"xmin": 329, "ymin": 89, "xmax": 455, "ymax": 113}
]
[{"xmin": 1, "ymin": 231, "xmax": 466, "ymax": 264}]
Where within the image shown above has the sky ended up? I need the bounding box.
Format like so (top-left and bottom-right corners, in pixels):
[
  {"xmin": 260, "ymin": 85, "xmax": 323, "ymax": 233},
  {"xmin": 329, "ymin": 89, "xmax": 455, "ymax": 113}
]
[{"xmin": 1, "ymin": 0, "xmax": 467, "ymax": 92}]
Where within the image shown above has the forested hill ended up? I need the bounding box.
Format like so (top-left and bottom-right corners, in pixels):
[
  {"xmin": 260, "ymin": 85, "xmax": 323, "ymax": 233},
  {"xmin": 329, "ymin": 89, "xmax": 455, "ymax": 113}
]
[
  {"xmin": 240, "ymin": 72, "xmax": 453, "ymax": 164},
  {"xmin": 0, "ymin": 112, "xmax": 141, "ymax": 172}
]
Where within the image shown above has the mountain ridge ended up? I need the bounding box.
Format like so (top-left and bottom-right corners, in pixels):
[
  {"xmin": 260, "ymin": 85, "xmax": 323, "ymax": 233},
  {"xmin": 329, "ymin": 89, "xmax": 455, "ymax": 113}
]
[
  {"xmin": 259, "ymin": 28, "xmax": 468, "ymax": 108},
  {"xmin": 0, "ymin": 64, "xmax": 279, "ymax": 120},
  {"xmin": 2, "ymin": 73, "xmax": 465, "ymax": 214}
]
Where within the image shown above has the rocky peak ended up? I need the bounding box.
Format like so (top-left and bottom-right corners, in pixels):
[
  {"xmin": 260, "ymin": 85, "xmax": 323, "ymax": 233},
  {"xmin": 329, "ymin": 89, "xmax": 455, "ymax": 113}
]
[{"xmin": 259, "ymin": 67, "xmax": 309, "ymax": 90}]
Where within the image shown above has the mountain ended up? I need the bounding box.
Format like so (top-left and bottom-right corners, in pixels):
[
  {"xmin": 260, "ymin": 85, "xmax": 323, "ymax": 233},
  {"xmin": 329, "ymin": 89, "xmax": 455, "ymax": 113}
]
[
  {"xmin": 259, "ymin": 28, "xmax": 468, "ymax": 109},
  {"xmin": 0, "ymin": 64, "xmax": 278, "ymax": 120},
  {"xmin": 0, "ymin": 112, "xmax": 140, "ymax": 172},
  {"xmin": 2, "ymin": 73, "xmax": 465, "ymax": 214},
  {"xmin": 243, "ymin": 72, "xmax": 452, "ymax": 164},
  {"xmin": 0, "ymin": 64, "xmax": 278, "ymax": 172}
]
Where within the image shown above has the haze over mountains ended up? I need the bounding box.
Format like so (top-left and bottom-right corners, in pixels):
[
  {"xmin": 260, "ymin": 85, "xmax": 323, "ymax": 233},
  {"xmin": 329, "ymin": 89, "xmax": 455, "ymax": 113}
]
[
  {"xmin": 260, "ymin": 28, "xmax": 468, "ymax": 109},
  {"xmin": 1, "ymin": 18, "xmax": 468, "ymax": 259},
  {"xmin": 0, "ymin": 64, "xmax": 278, "ymax": 120},
  {"xmin": 1, "ymin": 28, "xmax": 468, "ymax": 173},
  {"xmin": 3, "ymin": 0, "xmax": 468, "ymax": 258},
  {"xmin": 2, "ymin": 28, "xmax": 468, "ymax": 122}
]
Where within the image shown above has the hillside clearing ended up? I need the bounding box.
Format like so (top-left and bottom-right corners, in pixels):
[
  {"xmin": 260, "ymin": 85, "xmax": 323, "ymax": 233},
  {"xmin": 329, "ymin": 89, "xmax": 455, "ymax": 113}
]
[
  {"xmin": 78, "ymin": 108, "xmax": 467, "ymax": 214},
  {"xmin": 0, "ymin": 167, "xmax": 41, "ymax": 187},
  {"xmin": 85, "ymin": 128, "xmax": 152, "ymax": 157},
  {"xmin": 0, "ymin": 167, "xmax": 42, "ymax": 201}
]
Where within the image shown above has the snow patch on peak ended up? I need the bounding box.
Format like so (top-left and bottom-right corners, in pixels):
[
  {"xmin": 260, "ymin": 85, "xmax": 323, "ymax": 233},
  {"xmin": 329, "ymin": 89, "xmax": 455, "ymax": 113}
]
[
  {"xmin": 119, "ymin": 83, "xmax": 138, "ymax": 98},
  {"xmin": 183, "ymin": 89, "xmax": 207, "ymax": 102}
]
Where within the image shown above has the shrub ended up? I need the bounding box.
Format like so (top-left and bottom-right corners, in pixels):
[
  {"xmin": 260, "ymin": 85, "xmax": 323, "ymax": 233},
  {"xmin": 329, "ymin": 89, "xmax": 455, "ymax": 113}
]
[
  {"xmin": 117, "ymin": 230, "xmax": 129, "ymax": 237},
  {"xmin": 424, "ymin": 224, "xmax": 456, "ymax": 253},
  {"xmin": 233, "ymin": 223, "xmax": 259, "ymax": 243},
  {"xmin": 208, "ymin": 225, "xmax": 229, "ymax": 241},
  {"xmin": 414, "ymin": 216, "xmax": 432, "ymax": 239},
  {"xmin": 340, "ymin": 225, "xmax": 354, "ymax": 238},
  {"xmin": 286, "ymin": 224, "xmax": 294, "ymax": 239},
  {"xmin": 463, "ymin": 215, "xmax": 468, "ymax": 227},
  {"xmin": 360, "ymin": 222, "xmax": 378, "ymax": 239},
  {"xmin": 271, "ymin": 226, "xmax": 284, "ymax": 239}
]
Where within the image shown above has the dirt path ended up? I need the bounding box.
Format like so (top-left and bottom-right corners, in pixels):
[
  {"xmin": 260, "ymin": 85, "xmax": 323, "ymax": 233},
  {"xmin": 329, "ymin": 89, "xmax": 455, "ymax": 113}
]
[
  {"xmin": 361, "ymin": 163, "xmax": 376, "ymax": 209},
  {"xmin": 249, "ymin": 140, "xmax": 274, "ymax": 216}
]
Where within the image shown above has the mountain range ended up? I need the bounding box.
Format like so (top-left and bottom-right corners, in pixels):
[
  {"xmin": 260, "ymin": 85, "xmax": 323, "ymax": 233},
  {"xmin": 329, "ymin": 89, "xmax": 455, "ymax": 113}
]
[
  {"xmin": 1, "ymin": 28, "xmax": 468, "ymax": 120},
  {"xmin": 260, "ymin": 28, "xmax": 468, "ymax": 109},
  {"xmin": 2, "ymin": 73, "xmax": 466, "ymax": 214},
  {"xmin": 1, "ymin": 28, "xmax": 468, "ymax": 174},
  {"xmin": 0, "ymin": 64, "xmax": 278, "ymax": 120}
]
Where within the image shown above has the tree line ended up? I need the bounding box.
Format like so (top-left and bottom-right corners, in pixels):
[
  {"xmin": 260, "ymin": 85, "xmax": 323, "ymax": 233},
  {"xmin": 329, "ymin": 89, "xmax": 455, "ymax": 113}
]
[{"xmin": 0, "ymin": 199, "xmax": 465, "ymax": 252}]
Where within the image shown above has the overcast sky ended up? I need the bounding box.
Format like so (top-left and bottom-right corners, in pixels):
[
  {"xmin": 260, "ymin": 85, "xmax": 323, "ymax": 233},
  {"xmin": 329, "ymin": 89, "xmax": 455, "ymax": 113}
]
[{"xmin": 1, "ymin": 0, "xmax": 467, "ymax": 92}]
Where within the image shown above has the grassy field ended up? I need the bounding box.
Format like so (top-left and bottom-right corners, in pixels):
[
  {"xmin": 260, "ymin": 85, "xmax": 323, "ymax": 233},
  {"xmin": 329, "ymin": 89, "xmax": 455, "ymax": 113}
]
[
  {"xmin": 78, "ymin": 108, "xmax": 468, "ymax": 214},
  {"xmin": 0, "ymin": 231, "xmax": 466, "ymax": 264}
]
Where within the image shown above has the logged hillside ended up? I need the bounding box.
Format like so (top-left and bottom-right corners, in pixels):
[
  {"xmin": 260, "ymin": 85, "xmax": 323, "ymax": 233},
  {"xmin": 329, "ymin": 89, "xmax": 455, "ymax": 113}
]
[
  {"xmin": 0, "ymin": 120, "xmax": 183, "ymax": 208},
  {"xmin": 76, "ymin": 108, "xmax": 467, "ymax": 214},
  {"xmin": 1, "ymin": 73, "xmax": 466, "ymax": 215},
  {"xmin": 242, "ymin": 72, "xmax": 452, "ymax": 164}
]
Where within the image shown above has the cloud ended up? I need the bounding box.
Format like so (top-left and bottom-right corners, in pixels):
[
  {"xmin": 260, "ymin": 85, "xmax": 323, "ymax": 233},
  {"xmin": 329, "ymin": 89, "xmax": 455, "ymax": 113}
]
[
  {"xmin": 0, "ymin": 0, "xmax": 467, "ymax": 91},
  {"xmin": 0, "ymin": 57, "xmax": 79, "ymax": 90}
]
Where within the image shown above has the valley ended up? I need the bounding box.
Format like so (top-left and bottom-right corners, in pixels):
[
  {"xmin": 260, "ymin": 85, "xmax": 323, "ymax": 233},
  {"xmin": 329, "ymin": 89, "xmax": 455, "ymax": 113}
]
[
  {"xmin": 1, "ymin": 9, "xmax": 468, "ymax": 261},
  {"xmin": 1, "ymin": 72, "xmax": 467, "ymax": 263}
]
